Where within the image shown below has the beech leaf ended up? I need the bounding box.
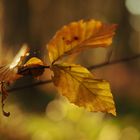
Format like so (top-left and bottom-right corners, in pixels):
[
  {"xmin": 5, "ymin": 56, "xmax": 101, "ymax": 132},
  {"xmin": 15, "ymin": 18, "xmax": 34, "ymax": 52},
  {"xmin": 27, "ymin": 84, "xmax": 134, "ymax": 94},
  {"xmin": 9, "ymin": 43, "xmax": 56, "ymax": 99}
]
[
  {"xmin": 47, "ymin": 19, "xmax": 117, "ymax": 64},
  {"xmin": 17, "ymin": 57, "xmax": 45, "ymax": 77},
  {"xmin": 51, "ymin": 63, "xmax": 116, "ymax": 116}
]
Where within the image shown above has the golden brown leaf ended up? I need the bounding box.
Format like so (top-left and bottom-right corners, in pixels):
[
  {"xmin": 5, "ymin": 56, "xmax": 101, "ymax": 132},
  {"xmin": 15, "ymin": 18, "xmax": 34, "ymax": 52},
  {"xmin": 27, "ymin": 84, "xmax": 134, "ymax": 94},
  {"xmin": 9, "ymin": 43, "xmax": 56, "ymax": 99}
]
[
  {"xmin": 24, "ymin": 57, "xmax": 44, "ymax": 66},
  {"xmin": 0, "ymin": 44, "xmax": 29, "ymax": 116},
  {"xmin": 0, "ymin": 44, "xmax": 29, "ymax": 83},
  {"xmin": 1, "ymin": 82, "xmax": 10, "ymax": 117},
  {"xmin": 47, "ymin": 19, "xmax": 117, "ymax": 64},
  {"xmin": 51, "ymin": 63, "xmax": 116, "ymax": 116},
  {"xmin": 17, "ymin": 57, "xmax": 45, "ymax": 77}
]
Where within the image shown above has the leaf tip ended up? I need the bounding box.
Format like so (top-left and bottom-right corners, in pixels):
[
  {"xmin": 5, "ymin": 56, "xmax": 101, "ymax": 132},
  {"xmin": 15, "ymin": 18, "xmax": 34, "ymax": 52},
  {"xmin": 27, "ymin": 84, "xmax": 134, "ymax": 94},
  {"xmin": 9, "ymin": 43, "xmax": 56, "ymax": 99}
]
[{"xmin": 109, "ymin": 108, "xmax": 117, "ymax": 116}]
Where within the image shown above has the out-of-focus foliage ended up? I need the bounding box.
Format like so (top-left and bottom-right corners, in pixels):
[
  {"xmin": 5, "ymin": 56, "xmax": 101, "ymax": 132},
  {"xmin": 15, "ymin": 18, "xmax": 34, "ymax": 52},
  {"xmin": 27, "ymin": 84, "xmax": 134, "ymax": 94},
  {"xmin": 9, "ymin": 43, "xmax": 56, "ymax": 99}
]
[{"xmin": 0, "ymin": 98, "xmax": 139, "ymax": 140}]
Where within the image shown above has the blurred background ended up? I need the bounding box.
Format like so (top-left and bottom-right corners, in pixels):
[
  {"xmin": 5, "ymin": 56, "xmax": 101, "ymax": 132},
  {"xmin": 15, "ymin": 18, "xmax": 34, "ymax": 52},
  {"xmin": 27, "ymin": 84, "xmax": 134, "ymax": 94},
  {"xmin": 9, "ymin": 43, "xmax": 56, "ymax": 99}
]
[{"xmin": 0, "ymin": 0, "xmax": 140, "ymax": 140}]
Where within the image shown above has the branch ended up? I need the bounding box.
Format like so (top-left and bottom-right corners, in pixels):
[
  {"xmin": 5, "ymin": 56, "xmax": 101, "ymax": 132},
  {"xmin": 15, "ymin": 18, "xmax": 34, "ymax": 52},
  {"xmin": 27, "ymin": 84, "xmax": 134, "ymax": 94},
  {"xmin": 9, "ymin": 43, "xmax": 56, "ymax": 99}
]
[
  {"xmin": 88, "ymin": 54, "xmax": 140, "ymax": 70},
  {"xmin": 8, "ymin": 54, "xmax": 140, "ymax": 92},
  {"xmin": 8, "ymin": 80, "xmax": 52, "ymax": 92}
]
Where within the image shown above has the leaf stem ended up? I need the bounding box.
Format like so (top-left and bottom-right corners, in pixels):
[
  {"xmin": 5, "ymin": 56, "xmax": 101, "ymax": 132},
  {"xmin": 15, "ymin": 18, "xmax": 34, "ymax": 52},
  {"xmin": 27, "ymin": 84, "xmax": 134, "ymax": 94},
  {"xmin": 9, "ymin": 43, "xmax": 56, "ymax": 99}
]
[
  {"xmin": 43, "ymin": 65, "xmax": 50, "ymax": 69},
  {"xmin": 7, "ymin": 80, "xmax": 52, "ymax": 92}
]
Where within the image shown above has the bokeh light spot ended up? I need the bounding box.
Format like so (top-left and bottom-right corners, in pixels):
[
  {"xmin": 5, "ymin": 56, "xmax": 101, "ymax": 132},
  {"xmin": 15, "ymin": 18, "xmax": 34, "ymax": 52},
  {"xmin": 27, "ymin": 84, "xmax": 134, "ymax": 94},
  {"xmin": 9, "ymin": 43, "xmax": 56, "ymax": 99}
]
[
  {"xmin": 120, "ymin": 126, "xmax": 140, "ymax": 140},
  {"xmin": 46, "ymin": 98, "xmax": 68, "ymax": 122},
  {"xmin": 125, "ymin": 0, "xmax": 140, "ymax": 15},
  {"xmin": 98, "ymin": 124, "xmax": 120, "ymax": 140}
]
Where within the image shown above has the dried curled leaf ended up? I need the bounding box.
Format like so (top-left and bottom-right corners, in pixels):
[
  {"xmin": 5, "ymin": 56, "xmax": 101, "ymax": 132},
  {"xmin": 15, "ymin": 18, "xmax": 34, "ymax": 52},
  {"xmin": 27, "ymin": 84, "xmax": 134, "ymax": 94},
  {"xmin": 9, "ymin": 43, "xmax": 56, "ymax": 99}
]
[
  {"xmin": 0, "ymin": 44, "xmax": 29, "ymax": 83},
  {"xmin": 0, "ymin": 44, "xmax": 29, "ymax": 116},
  {"xmin": 51, "ymin": 63, "xmax": 116, "ymax": 116},
  {"xmin": 1, "ymin": 82, "xmax": 10, "ymax": 117},
  {"xmin": 47, "ymin": 19, "xmax": 117, "ymax": 64}
]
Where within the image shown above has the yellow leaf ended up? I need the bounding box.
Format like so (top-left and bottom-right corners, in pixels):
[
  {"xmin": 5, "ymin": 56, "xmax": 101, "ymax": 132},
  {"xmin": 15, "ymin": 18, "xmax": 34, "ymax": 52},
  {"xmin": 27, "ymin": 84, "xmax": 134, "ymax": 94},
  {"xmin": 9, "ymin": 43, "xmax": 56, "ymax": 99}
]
[
  {"xmin": 17, "ymin": 57, "xmax": 45, "ymax": 77},
  {"xmin": 47, "ymin": 19, "xmax": 117, "ymax": 64},
  {"xmin": 51, "ymin": 63, "xmax": 116, "ymax": 116},
  {"xmin": 0, "ymin": 44, "xmax": 29, "ymax": 83},
  {"xmin": 24, "ymin": 57, "xmax": 44, "ymax": 66}
]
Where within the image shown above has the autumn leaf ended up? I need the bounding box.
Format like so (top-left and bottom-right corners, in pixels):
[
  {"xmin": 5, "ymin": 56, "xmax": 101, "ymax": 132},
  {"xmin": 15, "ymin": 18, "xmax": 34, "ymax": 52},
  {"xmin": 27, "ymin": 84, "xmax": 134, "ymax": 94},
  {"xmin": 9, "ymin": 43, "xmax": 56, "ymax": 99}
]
[
  {"xmin": 51, "ymin": 63, "xmax": 116, "ymax": 116},
  {"xmin": 47, "ymin": 19, "xmax": 117, "ymax": 64},
  {"xmin": 1, "ymin": 82, "xmax": 10, "ymax": 117},
  {"xmin": 0, "ymin": 44, "xmax": 29, "ymax": 83},
  {"xmin": 17, "ymin": 57, "xmax": 46, "ymax": 77},
  {"xmin": 24, "ymin": 57, "xmax": 44, "ymax": 66},
  {"xmin": 0, "ymin": 44, "xmax": 29, "ymax": 116},
  {"xmin": 48, "ymin": 19, "xmax": 117, "ymax": 115}
]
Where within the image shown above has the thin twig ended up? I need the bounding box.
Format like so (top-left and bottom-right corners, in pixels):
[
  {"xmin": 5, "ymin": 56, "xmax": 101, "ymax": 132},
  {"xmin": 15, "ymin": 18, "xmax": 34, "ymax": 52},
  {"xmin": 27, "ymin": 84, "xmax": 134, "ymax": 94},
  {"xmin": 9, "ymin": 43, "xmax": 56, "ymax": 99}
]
[
  {"xmin": 8, "ymin": 80, "xmax": 52, "ymax": 92},
  {"xmin": 88, "ymin": 54, "xmax": 140, "ymax": 70},
  {"xmin": 8, "ymin": 54, "xmax": 140, "ymax": 92}
]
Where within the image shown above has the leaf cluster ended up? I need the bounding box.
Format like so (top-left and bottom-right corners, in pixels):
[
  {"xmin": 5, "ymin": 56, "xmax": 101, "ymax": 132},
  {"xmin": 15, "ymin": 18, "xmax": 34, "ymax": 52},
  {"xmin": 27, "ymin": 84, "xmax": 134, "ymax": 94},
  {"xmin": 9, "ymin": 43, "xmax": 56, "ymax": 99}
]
[{"xmin": 0, "ymin": 19, "xmax": 117, "ymax": 116}]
